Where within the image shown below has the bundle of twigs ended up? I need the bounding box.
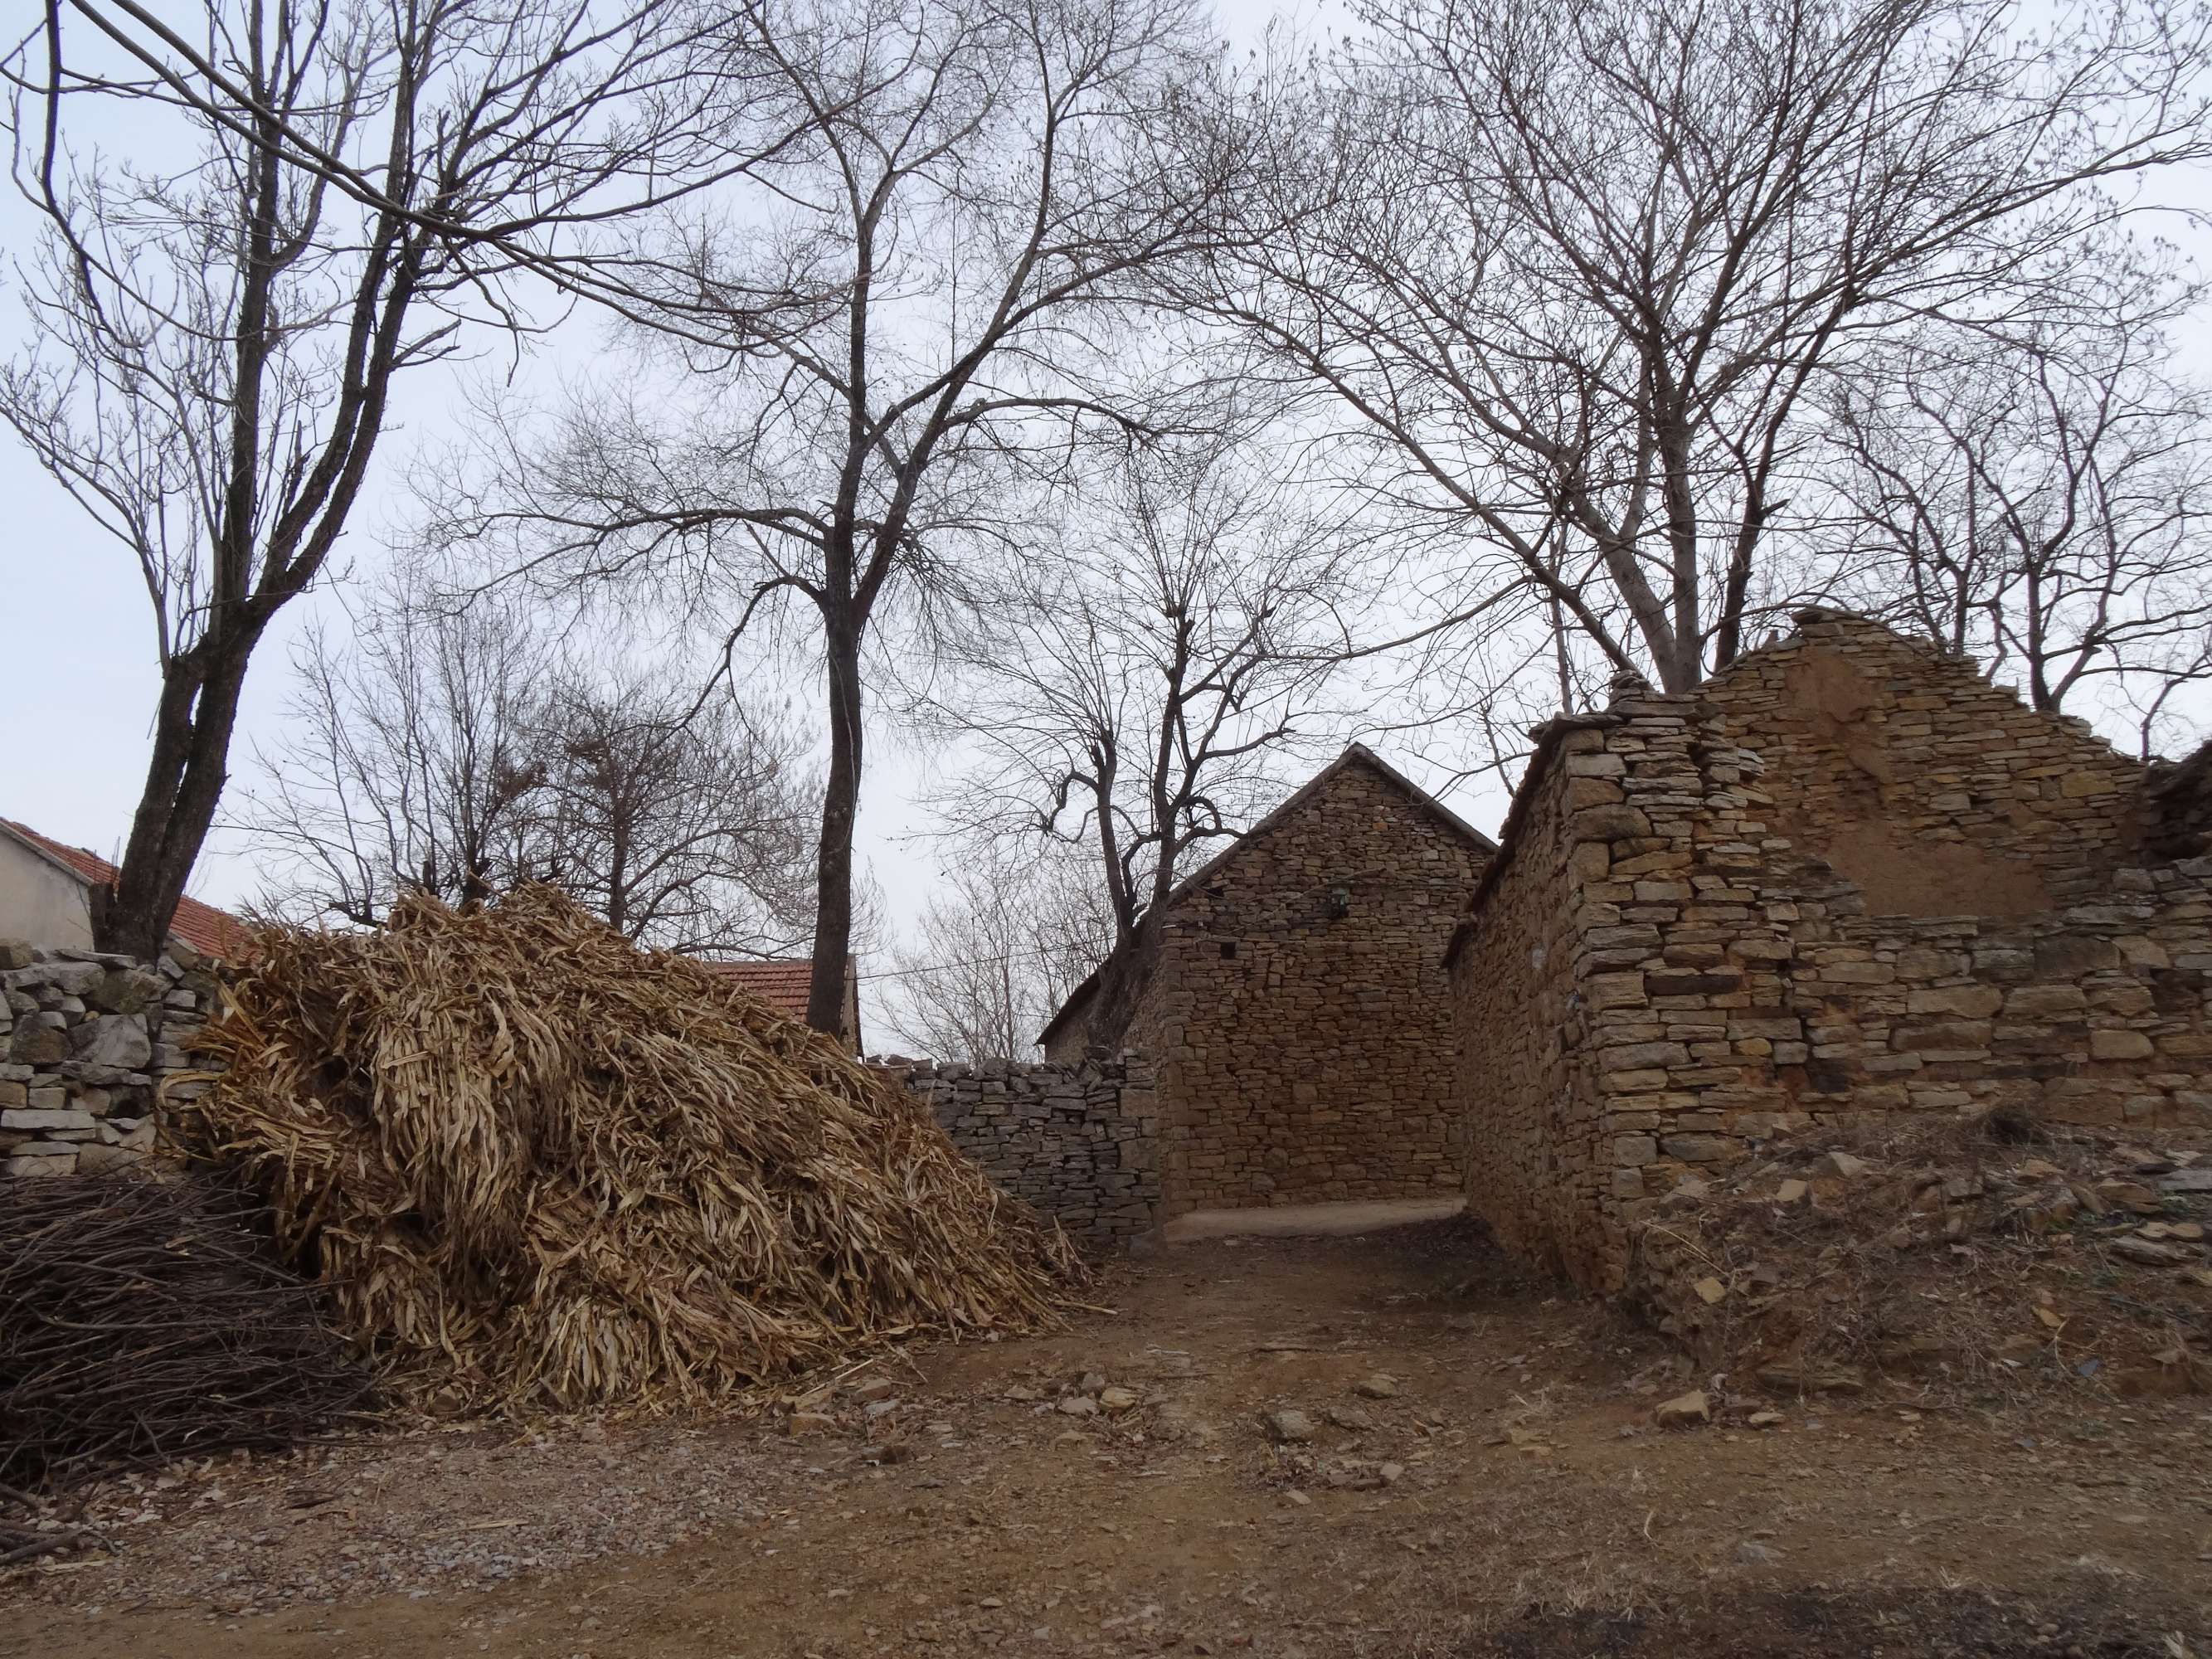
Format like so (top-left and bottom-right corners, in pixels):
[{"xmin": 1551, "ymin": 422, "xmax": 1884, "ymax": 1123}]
[
  {"xmin": 179, "ymin": 886, "xmax": 1082, "ymax": 1411},
  {"xmin": 0, "ymin": 1174, "xmax": 374, "ymax": 1498}
]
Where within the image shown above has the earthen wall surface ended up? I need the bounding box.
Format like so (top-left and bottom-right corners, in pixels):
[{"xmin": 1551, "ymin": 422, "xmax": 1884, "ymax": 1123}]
[
  {"xmin": 1452, "ymin": 613, "xmax": 2212, "ymax": 1291},
  {"xmin": 1696, "ymin": 611, "xmax": 2147, "ymax": 912},
  {"xmin": 1128, "ymin": 757, "xmax": 1486, "ymax": 1212}
]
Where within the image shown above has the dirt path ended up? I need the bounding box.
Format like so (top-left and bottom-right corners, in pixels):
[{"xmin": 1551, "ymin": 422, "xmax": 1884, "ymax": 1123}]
[{"xmin": 7, "ymin": 1222, "xmax": 2210, "ymax": 1657}]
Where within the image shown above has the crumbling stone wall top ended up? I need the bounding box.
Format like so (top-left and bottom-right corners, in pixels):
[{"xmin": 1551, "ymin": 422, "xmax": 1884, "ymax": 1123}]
[
  {"xmin": 1451, "ymin": 611, "xmax": 2212, "ymax": 1292},
  {"xmin": 1695, "ymin": 607, "xmax": 2149, "ymax": 912}
]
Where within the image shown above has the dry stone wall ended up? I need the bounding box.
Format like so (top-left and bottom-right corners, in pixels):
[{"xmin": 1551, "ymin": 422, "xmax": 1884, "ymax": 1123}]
[
  {"xmin": 891, "ymin": 1057, "xmax": 1161, "ymax": 1250},
  {"xmin": 1124, "ymin": 757, "xmax": 1485, "ymax": 1213},
  {"xmin": 1792, "ymin": 880, "xmax": 2212, "ymax": 1132},
  {"xmin": 0, "ymin": 941, "xmax": 221, "ymax": 1176},
  {"xmin": 1451, "ymin": 612, "xmax": 2212, "ymax": 1292},
  {"xmin": 1696, "ymin": 609, "xmax": 2147, "ymax": 912},
  {"xmin": 1446, "ymin": 726, "xmax": 1592, "ymax": 1278}
]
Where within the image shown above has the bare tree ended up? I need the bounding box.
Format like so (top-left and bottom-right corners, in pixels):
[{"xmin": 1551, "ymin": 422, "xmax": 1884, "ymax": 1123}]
[
  {"xmin": 239, "ymin": 580, "xmax": 819, "ymax": 950},
  {"xmin": 879, "ymin": 842, "xmax": 1115, "ymax": 1061},
  {"xmin": 1194, "ymin": 0, "xmax": 2212, "ymax": 705},
  {"xmin": 427, "ymin": 0, "xmax": 1243, "ymax": 1039},
  {"xmin": 532, "ymin": 673, "xmax": 818, "ymax": 954},
  {"xmin": 1820, "ymin": 297, "xmax": 2212, "ymax": 753},
  {"xmin": 921, "ymin": 440, "xmax": 1355, "ymax": 1048},
  {"xmin": 240, "ymin": 578, "xmax": 552, "ymax": 925},
  {"xmin": 0, "ymin": 0, "xmax": 740, "ymax": 956}
]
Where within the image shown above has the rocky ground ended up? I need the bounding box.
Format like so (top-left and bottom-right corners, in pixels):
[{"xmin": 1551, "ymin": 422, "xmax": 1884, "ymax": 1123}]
[
  {"xmin": 1631, "ymin": 1119, "xmax": 2212, "ymax": 1399},
  {"xmin": 5, "ymin": 1221, "xmax": 2210, "ymax": 1658}
]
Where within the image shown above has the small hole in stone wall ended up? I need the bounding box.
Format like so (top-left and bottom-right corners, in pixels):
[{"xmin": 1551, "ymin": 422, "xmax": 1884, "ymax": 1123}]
[{"xmin": 1218, "ymin": 941, "xmax": 1237, "ymax": 960}]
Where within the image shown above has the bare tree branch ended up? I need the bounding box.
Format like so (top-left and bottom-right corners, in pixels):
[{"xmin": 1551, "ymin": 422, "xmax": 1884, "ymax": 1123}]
[
  {"xmin": 234, "ymin": 573, "xmax": 818, "ymax": 951},
  {"xmin": 914, "ymin": 433, "xmax": 1358, "ymax": 1050},
  {"xmin": 1819, "ymin": 272, "xmax": 2212, "ymax": 752},
  {"xmin": 423, "ymin": 0, "xmax": 1248, "ymax": 1038},
  {"xmin": 1186, "ymin": 0, "xmax": 2212, "ymax": 713},
  {"xmin": 0, "ymin": 0, "xmax": 754, "ymax": 955}
]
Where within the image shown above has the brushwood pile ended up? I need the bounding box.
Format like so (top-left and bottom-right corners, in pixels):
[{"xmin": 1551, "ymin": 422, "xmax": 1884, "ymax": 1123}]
[{"xmin": 0, "ymin": 1172, "xmax": 374, "ymax": 1497}]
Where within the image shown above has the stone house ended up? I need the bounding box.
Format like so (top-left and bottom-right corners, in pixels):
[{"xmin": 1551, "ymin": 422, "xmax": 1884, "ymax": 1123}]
[
  {"xmin": 1041, "ymin": 743, "xmax": 1494, "ymax": 1217},
  {"xmin": 0, "ymin": 819, "xmax": 246, "ymax": 959},
  {"xmin": 1447, "ymin": 609, "xmax": 2212, "ymax": 1290}
]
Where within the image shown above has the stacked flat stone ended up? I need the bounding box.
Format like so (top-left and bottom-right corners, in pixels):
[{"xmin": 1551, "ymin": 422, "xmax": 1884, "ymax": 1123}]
[
  {"xmin": 1094, "ymin": 753, "xmax": 1485, "ymax": 1214},
  {"xmin": 1695, "ymin": 608, "xmax": 2146, "ymax": 911},
  {"xmin": 887, "ymin": 1056, "xmax": 1161, "ymax": 1251},
  {"xmin": 0, "ymin": 940, "xmax": 221, "ymax": 1176},
  {"xmin": 1452, "ymin": 609, "xmax": 2212, "ymax": 1292}
]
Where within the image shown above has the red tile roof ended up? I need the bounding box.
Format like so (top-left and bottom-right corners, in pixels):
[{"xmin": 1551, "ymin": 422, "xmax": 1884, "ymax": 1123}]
[
  {"xmin": 0, "ymin": 819, "xmax": 250, "ymax": 960},
  {"xmin": 698, "ymin": 957, "xmax": 816, "ymax": 1021}
]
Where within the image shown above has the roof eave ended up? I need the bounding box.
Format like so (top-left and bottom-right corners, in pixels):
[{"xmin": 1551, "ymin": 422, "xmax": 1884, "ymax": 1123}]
[{"xmin": 0, "ymin": 819, "xmax": 99, "ymax": 891}]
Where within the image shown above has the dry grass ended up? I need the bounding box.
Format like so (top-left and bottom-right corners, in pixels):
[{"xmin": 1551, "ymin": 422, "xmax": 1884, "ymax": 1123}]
[{"xmin": 174, "ymin": 887, "xmax": 1082, "ymax": 1413}]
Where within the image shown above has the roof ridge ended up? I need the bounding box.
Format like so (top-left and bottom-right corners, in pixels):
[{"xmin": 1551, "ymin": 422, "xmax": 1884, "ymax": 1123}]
[{"xmin": 1151, "ymin": 743, "xmax": 1495, "ymax": 915}]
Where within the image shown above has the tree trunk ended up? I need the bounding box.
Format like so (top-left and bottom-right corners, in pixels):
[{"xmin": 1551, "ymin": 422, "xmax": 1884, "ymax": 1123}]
[
  {"xmin": 1711, "ymin": 510, "xmax": 1762, "ymax": 671},
  {"xmin": 92, "ymin": 645, "xmax": 254, "ymax": 960},
  {"xmin": 806, "ymin": 620, "xmax": 863, "ymax": 1041},
  {"xmin": 1092, "ymin": 772, "xmax": 1135, "ymax": 942},
  {"xmin": 1077, "ymin": 907, "xmax": 1164, "ymax": 1057},
  {"xmin": 1655, "ymin": 414, "xmax": 1706, "ymax": 692}
]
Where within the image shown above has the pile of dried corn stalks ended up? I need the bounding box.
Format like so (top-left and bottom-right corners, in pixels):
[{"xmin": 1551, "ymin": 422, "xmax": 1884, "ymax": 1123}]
[{"xmin": 179, "ymin": 887, "xmax": 1082, "ymax": 1411}]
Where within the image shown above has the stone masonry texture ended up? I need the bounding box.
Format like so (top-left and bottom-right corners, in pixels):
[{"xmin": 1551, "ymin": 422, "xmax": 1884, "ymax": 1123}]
[
  {"xmin": 1693, "ymin": 610, "xmax": 2147, "ymax": 913},
  {"xmin": 1451, "ymin": 609, "xmax": 2212, "ymax": 1292},
  {"xmin": 0, "ymin": 939, "xmax": 222, "ymax": 1176},
  {"xmin": 887, "ymin": 1057, "xmax": 1160, "ymax": 1251},
  {"xmin": 1078, "ymin": 750, "xmax": 1490, "ymax": 1215}
]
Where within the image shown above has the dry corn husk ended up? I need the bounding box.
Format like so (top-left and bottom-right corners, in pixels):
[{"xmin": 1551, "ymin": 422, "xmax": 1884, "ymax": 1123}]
[{"xmin": 178, "ymin": 886, "xmax": 1081, "ymax": 1411}]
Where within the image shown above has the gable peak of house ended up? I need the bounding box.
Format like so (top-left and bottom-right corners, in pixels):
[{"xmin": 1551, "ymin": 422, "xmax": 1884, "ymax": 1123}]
[
  {"xmin": 1164, "ymin": 742, "xmax": 1497, "ymax": 904},
  {"xmin": 1036, "ymin": 743, "xmax": 1495, "ymax": 1047}
]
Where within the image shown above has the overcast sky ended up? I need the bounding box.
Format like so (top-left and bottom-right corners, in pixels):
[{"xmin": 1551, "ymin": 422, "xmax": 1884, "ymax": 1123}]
[
  {"xmin": 0, "ymin": 0, "xmax": 1403, "ymax": 941},
  {"xmin": 2, "ymin": 0, "xmax": 2206, "ymax": 1020}
]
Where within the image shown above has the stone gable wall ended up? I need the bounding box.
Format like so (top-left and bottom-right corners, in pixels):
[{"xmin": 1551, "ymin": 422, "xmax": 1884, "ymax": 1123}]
[
  {"xmin": 1695, "ymin": 609, "xmax": 2148, "ymax": 912},
  {"xmin": 1453, "ymin": 615, "xmax": 2212, "ymax": 1292},
  {"xmin": 1126, "ymin": 759, "xmax": 1486, "ymax": 1213},
  {"xmin": 890, "ymin": 1057, "xmax": 1161, "ymax": 1251},
  {"xmin": 0, "ymin": 941, "xmax": 221, "ymax": 1176}
]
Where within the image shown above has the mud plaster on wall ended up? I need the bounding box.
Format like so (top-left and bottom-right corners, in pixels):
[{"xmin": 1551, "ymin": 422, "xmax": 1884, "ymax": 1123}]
[{"xmin": 1776, "ymin": 645, "xmax": 2053, "ymax": 917}]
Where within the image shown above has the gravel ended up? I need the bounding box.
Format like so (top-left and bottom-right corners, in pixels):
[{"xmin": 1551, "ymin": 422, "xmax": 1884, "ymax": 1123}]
[{"xmin": 6, "ymin": 1416, "xmax": 809, "ymax": 1618}]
